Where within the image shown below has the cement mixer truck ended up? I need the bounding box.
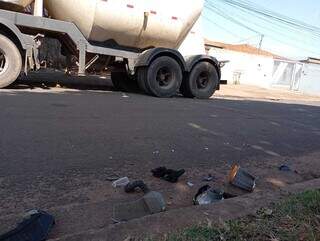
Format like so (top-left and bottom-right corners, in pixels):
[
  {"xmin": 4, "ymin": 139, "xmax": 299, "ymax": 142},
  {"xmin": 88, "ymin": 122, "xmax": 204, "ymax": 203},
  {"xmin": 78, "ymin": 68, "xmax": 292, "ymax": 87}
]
[{"xmin": 0, "ymin": 0, "xmax": 221, "ymax": 98}]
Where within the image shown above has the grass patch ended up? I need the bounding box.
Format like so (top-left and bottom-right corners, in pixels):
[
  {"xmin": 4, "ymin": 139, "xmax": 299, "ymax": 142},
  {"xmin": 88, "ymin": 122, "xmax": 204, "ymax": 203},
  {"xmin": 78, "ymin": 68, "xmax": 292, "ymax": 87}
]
[{"xmin": 163, "ymin": 190, "xmax": 320, "ymax": 241}]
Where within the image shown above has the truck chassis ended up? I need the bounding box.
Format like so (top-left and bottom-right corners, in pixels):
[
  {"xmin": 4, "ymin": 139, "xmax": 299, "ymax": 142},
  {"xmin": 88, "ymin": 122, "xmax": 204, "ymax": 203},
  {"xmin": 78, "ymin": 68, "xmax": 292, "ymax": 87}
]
[{"xmin": 0, "ymin": 8, "xmax": 221, "ymax": 98}]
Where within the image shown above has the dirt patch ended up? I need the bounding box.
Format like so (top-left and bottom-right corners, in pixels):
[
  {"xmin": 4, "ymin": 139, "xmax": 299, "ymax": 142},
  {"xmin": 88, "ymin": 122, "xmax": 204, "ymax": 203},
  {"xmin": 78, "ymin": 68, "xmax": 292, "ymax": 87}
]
[
  {"xmin": 51, "ymin": 178, "xmax": 320, "ymax": 241},
  {"xmin": 1, "ymin": 152, "xmax": 320, "ymax": 240}
]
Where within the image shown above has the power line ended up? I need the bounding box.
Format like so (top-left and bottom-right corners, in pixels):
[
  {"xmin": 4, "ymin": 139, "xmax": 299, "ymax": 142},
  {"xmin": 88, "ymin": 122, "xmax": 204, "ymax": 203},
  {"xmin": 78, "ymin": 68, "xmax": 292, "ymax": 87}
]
[
  {"xmin": 202, "ymin": 15, "xmax": 245, "ymax": 40},
  {"xmin": 204, "ymin": 0, "xmax": 320, "ymax": 56},
  {"xmin": 208, "ymin": 0, "xmax": 320, "ymax": 41},
  {"xmin": 205, "ymin": 9, "xmax": 320, "ymax": 56},
  {"xmin": 214, "ymin": 0, "xmax": 320, "ymax": 32},
  {"xmin": 236, "ymin": 34, "xmax": 261, "ymax": 44},
  {"xmin": 205, "ymin": 3, "xmax": 260, "ymax": 34},
  {"xmin": 206, "ymin": 2, "xmax": 320, "ymax": 48},
  {"xmin": 211, "ymin": 0, "xmax": 320, "ymax": 36}
]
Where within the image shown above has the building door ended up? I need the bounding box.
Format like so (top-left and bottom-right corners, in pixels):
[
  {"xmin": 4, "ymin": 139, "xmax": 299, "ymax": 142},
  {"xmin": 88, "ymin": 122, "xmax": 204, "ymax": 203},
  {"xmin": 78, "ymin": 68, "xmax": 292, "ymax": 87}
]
[
  {"xmin": 272, "ymin": 60, "xmax": 302, "ymax": 90},
  {"xmin": 291, "ymin": 63, "xmax": 303, "ymax": 91}
]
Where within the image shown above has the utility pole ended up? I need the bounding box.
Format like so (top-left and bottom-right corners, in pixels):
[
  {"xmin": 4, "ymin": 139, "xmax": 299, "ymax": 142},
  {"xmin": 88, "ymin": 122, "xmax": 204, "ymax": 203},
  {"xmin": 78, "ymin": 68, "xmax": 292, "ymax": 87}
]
[{"xmin": 258, "ymin": 34, "xmax": 265, "ymax": 52}]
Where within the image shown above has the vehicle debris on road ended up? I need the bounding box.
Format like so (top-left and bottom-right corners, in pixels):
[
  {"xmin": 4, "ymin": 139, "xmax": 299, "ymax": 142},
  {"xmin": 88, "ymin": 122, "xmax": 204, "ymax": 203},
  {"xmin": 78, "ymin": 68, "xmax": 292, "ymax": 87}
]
[
  {"xmin": 152, "ymin": 150, "xmax": 160, "ymax": 155},
  {"xmin": 106, "ymin": 175, "xmax": 121, "ymax": 182},
  {"xmin": 193, "ymin": 185, "xmax": 224, "ymax": 205},
  {"xmin": 193, "ymin": 185, "xmax": 237, "ymax": 205},
  {"xmin": 112, "ymin": 177, "xmax": 130, "ymax": 188},
  {"xmin": 151, "ymin": 167, "xmax": 185, "ymax": 183},
  {"xmin": 187, "ymin": 181, "xmax": 194, "ymax": 187},
  {"xmin": 105, "ymin": 172, "xmax": 121, "ymax": 181},
  {"xmin": 202, "ymin": 174, "xmax": 215, "ymax": 182},
  {"xmin": 0, "ymin": 210, "xmax": 55, "ymax": 241},
  {"xmin": 279, "ymin": 164, "xmax": 298, "ymax": 173},
  {"xmin": 113, "ymin": 189, "xmax": 166, "ymax": 222},
  {"xmin": 124, "ymin": 180, "xmax": 150, "ymax": 193},
  {"xmin": 279, "ymin": 165, "xmax": 291, "ymax": 172},
  {"xmin": 229, "ymin": 164, "xmax": 256, "ymax": 192}
]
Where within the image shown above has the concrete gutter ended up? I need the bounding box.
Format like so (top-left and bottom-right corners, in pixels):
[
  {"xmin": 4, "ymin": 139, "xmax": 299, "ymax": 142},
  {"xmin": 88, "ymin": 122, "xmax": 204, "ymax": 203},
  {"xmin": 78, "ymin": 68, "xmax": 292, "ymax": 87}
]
[{"xmin": 51, "ymin": 178, "xmax": 320, "ymax": 241}]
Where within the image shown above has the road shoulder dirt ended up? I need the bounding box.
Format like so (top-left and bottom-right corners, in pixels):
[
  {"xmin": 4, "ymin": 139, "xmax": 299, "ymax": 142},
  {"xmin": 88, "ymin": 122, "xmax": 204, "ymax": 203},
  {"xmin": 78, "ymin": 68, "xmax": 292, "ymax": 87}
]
[{"xmin": 50, "ymin": 178, "xmax": 320, "ymax": 241}]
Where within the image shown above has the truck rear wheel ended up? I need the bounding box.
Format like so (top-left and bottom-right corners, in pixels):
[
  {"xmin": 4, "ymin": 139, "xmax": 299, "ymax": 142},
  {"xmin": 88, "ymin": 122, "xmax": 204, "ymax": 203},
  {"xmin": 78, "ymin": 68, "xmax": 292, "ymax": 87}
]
[
  {"xmin": 0, "ymin": 34, "xmax": 22, "ymax": 88},
  {"xmin": 181, "ymin": 62, "xmax": 219, "ymax": 99},
  {"xmin": 137, "ymin": 56, "xmax": 182, "ymax": 97}
]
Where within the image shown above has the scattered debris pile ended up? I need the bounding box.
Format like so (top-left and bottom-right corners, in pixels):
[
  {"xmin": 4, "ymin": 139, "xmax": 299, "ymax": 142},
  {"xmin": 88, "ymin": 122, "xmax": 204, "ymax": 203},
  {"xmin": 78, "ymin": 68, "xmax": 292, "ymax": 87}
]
[{"xmin": 0, "ymin": 163, "xmax": 259, "ymax": 239}]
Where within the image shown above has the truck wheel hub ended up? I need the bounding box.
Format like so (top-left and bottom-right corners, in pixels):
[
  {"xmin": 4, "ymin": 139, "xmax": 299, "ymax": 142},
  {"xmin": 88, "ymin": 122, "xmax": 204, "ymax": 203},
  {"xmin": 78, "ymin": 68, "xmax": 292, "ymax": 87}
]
[
  {"xmin": 156, "ymin": 67, "xmax": 172, "ymax": 87},
  {"xmin": 196, "ymin": 72, "xmax": 209, "ymax": 89},
  {"xmin": 0, "ymin": 49, "xmax": 8, "ymax": 75}
]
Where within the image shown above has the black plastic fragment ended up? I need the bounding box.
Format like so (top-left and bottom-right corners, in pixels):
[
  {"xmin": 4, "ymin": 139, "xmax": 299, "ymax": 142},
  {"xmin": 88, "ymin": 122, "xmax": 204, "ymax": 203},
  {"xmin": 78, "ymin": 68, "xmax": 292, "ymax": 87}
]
[
  {"xmin": 124, "ymin": 180, "xmax": 150, "ymax": 194},
  {"xmin": 151, "ymin": 167, "xmax": 185, "ymax": 183},
  {"xmin": 0, "ymin": 210, "xmax": 55, "ymax": 241}
]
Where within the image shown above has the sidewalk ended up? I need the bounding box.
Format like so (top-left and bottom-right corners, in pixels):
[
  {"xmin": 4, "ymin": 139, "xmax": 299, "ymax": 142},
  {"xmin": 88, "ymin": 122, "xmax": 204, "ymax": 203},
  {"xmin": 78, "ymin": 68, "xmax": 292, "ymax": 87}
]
[{"xmin": 216, "ymin": 84, "xmax": 320, "ymax": 104}]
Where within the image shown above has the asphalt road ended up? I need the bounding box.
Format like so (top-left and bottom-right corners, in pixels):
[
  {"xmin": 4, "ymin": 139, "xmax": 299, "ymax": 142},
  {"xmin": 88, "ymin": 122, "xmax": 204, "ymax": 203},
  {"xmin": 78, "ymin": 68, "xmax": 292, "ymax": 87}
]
[
  {"xmin": 1, "ymin": 81, "xmax": 320, "ymax": 220},
  {"xmin": 1, "ymin": 86, "xmax": 320, "ymax": 173}
]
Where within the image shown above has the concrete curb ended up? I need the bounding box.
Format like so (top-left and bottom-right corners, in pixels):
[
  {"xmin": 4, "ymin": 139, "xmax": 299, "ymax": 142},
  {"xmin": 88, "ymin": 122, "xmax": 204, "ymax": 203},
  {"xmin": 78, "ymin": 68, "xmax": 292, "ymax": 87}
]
[{"xmin": 51, "ymin": 178, "xmax": 320, "ymax": 241}]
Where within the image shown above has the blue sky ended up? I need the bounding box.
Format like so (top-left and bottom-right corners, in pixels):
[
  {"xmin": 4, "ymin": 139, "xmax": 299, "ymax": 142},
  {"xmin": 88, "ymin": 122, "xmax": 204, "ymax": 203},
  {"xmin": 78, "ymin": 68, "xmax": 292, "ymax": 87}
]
[{"xmin": 202, "ymin": 0, "xmax": 320, "ymax": 59}]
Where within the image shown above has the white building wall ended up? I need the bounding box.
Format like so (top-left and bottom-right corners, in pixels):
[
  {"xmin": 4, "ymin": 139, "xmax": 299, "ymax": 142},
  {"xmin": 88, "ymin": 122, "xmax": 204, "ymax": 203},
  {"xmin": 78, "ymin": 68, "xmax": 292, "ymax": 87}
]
[
  {"xmin": 208, "ymin": 48, "xmax": 274, "ymax": 88},
  {"xmin": 298, "ymin": 63, "xmax": 320, "ymax": 96}
]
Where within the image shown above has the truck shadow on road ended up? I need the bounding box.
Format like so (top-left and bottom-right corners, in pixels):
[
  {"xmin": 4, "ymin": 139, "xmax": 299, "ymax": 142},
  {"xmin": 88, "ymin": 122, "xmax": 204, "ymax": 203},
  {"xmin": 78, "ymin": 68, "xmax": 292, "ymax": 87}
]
[{"xmin": 12, "ymin": 70, "xmax": 115, "ymax": 92}]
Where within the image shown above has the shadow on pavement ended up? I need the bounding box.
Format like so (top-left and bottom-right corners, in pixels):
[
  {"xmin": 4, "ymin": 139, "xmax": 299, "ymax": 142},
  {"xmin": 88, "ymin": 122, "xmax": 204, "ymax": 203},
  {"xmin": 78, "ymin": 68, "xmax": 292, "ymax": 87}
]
[{"xmin": 11, "ymin": 70, "xmax": 114, "ymax": 91}]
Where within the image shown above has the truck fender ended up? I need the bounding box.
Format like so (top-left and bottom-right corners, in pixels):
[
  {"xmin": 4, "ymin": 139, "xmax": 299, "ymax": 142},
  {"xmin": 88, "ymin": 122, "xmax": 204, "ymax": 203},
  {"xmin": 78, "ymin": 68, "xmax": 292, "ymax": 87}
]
[
  {"xmin": 0, "ymin": 17, "xmax": 31, "ymax": 49},
  {"xmin": 134, "ymin": 48, "xmax": 187, "ymax": 72},
  {"xmin": 185, "ymin": 55, "xmax": 221, "ymax": 78}
]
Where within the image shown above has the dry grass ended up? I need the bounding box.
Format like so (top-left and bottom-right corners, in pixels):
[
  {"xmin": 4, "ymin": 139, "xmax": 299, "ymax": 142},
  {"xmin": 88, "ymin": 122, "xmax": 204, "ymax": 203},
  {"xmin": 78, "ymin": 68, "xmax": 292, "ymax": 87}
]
[{"xmin": 161, "ymin": 190, "xmax": 320, "ymax": 241}]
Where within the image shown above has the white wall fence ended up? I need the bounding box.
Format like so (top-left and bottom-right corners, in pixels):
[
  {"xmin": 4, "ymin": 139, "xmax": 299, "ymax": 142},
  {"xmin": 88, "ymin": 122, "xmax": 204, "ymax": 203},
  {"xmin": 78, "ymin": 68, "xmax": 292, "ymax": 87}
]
[
  {"xmin": 298, "ymin": 64, "xmax": 320, "ymax": 96},
  {"xmin": 209, "ymin": 48, "xmax": 320, "ymax": 96}
]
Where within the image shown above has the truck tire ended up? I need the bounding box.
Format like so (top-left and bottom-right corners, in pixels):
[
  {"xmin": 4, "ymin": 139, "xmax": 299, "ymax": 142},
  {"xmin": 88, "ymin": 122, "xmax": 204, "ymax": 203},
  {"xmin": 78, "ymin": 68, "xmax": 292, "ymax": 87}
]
[
  {"xmin": 136, "ymin": 67, "xmax": 150, "ymax": 95},
  {"xmin": 181, "ymin": 61, "xmax": 219, "ymax": 99},
  {"xmin": 111, "ymin": 71, "xmax": 139, "ymax": 93},
  {"xmin": 0, "ymin": 34, "xmax": 22, "ymax": 88},
  {"xmin": 137, "ymin": 56, "xmax": 182, "ymax": 97}
]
